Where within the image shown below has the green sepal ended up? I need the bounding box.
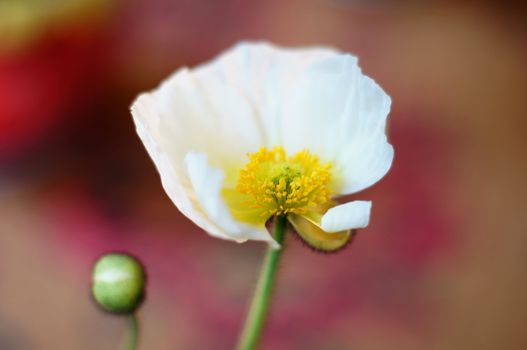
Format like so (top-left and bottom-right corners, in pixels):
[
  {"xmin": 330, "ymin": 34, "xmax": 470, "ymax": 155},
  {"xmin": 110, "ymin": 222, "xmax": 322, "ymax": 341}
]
[{"xmin": 287, "ymin": 213, "xmax": 354, "ymax": 252}]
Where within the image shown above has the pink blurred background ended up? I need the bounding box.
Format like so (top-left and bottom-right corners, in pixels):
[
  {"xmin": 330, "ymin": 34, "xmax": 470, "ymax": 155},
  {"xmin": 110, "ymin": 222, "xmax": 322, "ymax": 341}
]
[{"xmin": 1, "ymin": 1, "xmax": 526, "ymax": 349}]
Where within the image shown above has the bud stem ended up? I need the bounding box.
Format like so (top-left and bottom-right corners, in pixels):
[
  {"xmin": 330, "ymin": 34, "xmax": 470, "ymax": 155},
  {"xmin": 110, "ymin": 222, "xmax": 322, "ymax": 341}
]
[
  {"xmin": 236, "ymin": 216, "xmax": 287, "ymax": 350},
  {"xmin": 126, "ymin": 314, "xmax": 139, "ymax": 350}
]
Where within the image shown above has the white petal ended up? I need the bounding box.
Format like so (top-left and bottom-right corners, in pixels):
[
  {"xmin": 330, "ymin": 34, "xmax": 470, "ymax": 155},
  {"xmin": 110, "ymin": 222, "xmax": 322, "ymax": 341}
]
[
  {"xmin": 320, "ymin": 201, "xmax": 372, "ymax": 233},
  {"xmin": 280, "ymin": 53, "xmax": 394, "ymax": 195},
  {"xmin": 132, "ymin": 97, "xmax": 230, "ymax": 240},
  {"xmin": 133, "ymin": 68, "xmax": 263, "ymax": 174},
  {"xmin": 203, "ymin": 41, "xmax": 344, "ymax": 148},
  {"xmin": 184, "ymin": 151, "xmax": 277, "ymax": 247}
]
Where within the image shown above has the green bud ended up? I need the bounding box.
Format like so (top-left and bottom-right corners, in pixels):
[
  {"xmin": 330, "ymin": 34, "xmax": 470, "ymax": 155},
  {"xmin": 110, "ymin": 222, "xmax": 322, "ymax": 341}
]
[{"xmin": 91, "ymin": 253, "xmax": 146, "ymax": 314}]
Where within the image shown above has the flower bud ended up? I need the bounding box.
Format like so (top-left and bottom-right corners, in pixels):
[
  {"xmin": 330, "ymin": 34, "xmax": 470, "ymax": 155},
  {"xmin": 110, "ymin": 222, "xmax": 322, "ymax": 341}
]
[{"xmin": 91, "ymin": 253, "xmax": 146, "ymax": 314}]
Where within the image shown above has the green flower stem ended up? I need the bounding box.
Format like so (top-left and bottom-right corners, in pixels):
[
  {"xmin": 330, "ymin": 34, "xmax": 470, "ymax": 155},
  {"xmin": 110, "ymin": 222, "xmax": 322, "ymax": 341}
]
[
  {"xmin": 126, "ymin": 314, "xmax": 139, "ymax": 350},
  {"xmin": 236, "ymin": 215, "xmax": 288, "ymax": 350}
]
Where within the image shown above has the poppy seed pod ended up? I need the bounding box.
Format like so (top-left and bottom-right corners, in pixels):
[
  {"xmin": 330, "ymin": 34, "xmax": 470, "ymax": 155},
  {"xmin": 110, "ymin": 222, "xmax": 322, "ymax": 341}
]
[{"xmin": 91, "ymin": 253, "xmax": 146, "ymax": 314}]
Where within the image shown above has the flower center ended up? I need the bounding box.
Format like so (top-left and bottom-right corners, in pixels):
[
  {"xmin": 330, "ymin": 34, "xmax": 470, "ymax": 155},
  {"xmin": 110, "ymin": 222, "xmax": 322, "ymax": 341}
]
[{"xmin": 236, "ymin": 147, "xmax": 333, "ymax": 217}]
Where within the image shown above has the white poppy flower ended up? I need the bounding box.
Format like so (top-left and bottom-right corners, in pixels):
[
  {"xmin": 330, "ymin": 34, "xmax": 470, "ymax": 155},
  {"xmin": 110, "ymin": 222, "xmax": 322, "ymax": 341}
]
[{"xmin": 131, "ymin": 42, "xmax": 393, "ymax": 251}]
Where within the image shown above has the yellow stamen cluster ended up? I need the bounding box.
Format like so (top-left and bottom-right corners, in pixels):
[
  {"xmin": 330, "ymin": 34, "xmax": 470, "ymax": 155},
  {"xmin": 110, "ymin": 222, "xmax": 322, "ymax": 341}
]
[{"xmin": 236, "ymin": 147, "xmax": 333, "ymax": 217}]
